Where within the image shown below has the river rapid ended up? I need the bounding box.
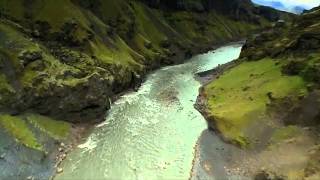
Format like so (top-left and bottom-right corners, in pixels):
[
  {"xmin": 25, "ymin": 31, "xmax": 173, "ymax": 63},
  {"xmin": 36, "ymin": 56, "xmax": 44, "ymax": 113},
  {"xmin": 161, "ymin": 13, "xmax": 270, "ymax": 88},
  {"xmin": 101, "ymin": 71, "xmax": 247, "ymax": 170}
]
[{"xmin": 55, "ymin": 44, "xmax": 243, "ymax": 180}]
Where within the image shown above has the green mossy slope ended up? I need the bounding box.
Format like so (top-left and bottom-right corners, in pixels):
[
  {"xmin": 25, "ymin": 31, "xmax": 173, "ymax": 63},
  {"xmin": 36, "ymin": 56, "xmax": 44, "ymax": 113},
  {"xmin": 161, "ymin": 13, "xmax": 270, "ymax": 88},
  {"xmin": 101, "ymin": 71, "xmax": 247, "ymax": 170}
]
[
  {"xmin": 203, "ymin": 58, "xmax": 307, "ymax": 147},
  {"xmin": 0, "ymin": 114, "xmax": 43, "ymax": 151},
  {"xmin": 26, "ymin": 114, "xmax": 70, "ymax": 140},
  {"xmin": 0, "ymin": 113, "xmax": 70, "ymax": 151},
  {"xmin": 198, "ymin": 6, "xmax": 320, "ymax": 179},
  {"xmin": 201, "ymin": 5, "xmax": 320, "ymax": 148},
  {"xmin": 0, "ymin": 0, "xmax": 288, "ymax": 179},
  {"xmin": 0, "ymin": 0, "xmax": 280, "ymax": 123}
]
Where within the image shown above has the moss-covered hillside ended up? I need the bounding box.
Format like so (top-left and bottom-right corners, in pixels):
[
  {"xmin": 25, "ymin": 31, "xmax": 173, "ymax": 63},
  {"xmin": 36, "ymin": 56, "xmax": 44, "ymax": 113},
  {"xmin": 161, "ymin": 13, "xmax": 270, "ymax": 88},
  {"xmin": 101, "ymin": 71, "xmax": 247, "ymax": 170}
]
[
  {"xmin": 197, "ymin": 6, "xmax": 320, "ymax": 179},
  {"xmin": 0, "ymin": 0, "xmax": 289, "ymax": 179},
  {"xmin": 0, "ymin": 0, "xmax": 286, "ymax": 123}
]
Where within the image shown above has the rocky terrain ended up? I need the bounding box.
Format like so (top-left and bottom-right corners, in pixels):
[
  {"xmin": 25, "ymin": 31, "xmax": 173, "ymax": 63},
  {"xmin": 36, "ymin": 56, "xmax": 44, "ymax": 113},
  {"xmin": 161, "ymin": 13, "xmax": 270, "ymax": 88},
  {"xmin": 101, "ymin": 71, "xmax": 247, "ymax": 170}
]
[
  {"xmin": 196, "ymin": 6, "xmax": 320, "ymax": 179},
  {"xmin": 0, "ymin": 0, "xmax": 291, "ymax": 179}
]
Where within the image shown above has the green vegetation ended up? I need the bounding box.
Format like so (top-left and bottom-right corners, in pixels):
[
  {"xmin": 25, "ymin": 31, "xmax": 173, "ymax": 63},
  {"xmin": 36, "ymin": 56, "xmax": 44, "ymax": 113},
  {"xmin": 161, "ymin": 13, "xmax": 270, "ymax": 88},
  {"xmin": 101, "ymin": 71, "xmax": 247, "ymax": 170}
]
[
  {"xmin": 26, "ymin": 114, "xmax": 71, "ymax": 140},
  {"xmin": 0, "ymin": 23, "xmax": 40, "ymax": 68},
  {"xmin": 0, "ymin": 114, "xmax": 43, "ymax": 151},
  {"xmin": 204, "ymin": 59, "xmax": 307, "ymax": 147},
  {"xmin": 0, "ymin": 0, "xmax": 271, "ymax": 119},
  {"xmin": 133, "ymin": 2, "xmax": 168, "ymax": 48},
  {"xmin": 196, "ymin": 5, "xmax": 320, "ymax": 178},
  {"xmin": 0, "ymin": 74, "xmax": 14, "ymax": 93},
  {"xmin": 270, "ymin": 125, "xmax": 301, "ymax": 144},
  {"xmin": 0, "ymin": 0, "xmax": 301, "ymax": 179},
  {"xmin": 0, "ymin": 0, "xmax": 279, "ymax": 154},
  {"xmin": 0, "ymin": 0, "xmax": 25, "ymax": 20},
  {"xmin": 0, "ymin": 113, "xmax": 71, "ymax": 151},
  {"xmin": 35, "ymin": 0, "xmax": 91, "ymax": 30}
]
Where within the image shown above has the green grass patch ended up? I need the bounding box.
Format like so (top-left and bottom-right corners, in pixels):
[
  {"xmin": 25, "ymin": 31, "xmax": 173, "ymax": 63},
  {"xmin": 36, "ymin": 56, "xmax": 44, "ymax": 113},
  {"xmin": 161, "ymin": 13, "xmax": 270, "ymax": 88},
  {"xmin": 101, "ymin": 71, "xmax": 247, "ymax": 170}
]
[
  {"xmin": 34, "ymin": 0, "xmax": 90, "ymax": 30},
  {"xmin": 204, "ymin": 58, "xmax": 307, "ymax": 147},
  {"xmin": 132, "ymin": 33, "xmax": 157, "ymax": 59},
  {"xmin": 0, "ymin": 74, "xmax": 14, "ymax": 93},
  {"xmin": 91, "ymin": 36, "xmax": 143, "ymax": 69},
  {"xmin": 132, "ymin": 2, "xmax": 168, "ymax": 47},
  {"xmin": 0, "ymin": 113, "xmax": 71, "ymax": 150},
  {"xmin": 0, "ymin": 74, "xmax": 15, "ymax": 104},
  {"xmin": 26, "ymin": 114, "xmax": 70, "ymax": 140},
  {"xmin": 98, "ymin": 0, "xmax": 127, "ymax": 20},
  {"xmin": 0, "ymin": 0, "xmax": 25, "ymax": 20},
  {"xmin": 270, "ymin": 125, "xmax": 301, "ymax": 144},
  {"xmin": 0, "ymin": 23, "xmax": 41, "ymax": 68},
  {"xmin": 0, "ymin": 114, "xmax": 43, "ymax": 151}
]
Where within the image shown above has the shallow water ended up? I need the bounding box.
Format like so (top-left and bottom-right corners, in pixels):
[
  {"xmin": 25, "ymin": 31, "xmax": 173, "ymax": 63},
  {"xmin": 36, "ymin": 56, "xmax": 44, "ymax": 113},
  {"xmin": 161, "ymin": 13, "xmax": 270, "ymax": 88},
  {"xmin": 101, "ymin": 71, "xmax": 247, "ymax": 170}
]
[{"xmin": 55, "ymin": 44, "xmax": 242, "ymax": 180}]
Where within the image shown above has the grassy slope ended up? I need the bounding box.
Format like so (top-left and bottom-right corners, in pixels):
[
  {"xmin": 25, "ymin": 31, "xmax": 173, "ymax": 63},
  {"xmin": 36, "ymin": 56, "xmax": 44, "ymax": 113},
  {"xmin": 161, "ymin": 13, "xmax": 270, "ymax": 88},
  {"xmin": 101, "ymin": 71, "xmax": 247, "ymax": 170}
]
[
  {"xmin": 0, "ymin": 1, "xmax": 287, "ymax": 179},
  {"xmin": 204, "ymin": 59, "xmax": 306, "ymax": 147},
  {"xmin": 200, "ymin": 7, "xmax": 320, "ymax": 179},
  {"xmin": 0, "ymin": 0, "xmax": 267, "ymax": 91},
  {"xmin": 26, "ymin": 114, "xmax": 70, "ymax": 140},
  {"xmin": 0, "ymin": 114, "xmax": 70, "ymax": 151},
  {"xmin": 0, "ymin": 114, "xmax": 43, "ymax": 151},
  {"xmin": 203, "ymin": 7, "xmax": 320, "ymax": 147},
  {"xmin": 0, "ymin": 0, "xmax": 272, "ymax": 151}
]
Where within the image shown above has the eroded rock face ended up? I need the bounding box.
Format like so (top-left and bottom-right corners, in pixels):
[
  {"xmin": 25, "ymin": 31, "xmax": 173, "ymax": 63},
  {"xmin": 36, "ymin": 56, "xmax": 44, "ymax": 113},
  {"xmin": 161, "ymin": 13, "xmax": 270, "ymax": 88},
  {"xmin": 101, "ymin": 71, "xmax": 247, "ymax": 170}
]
[
  {"xmin": 2, "ymin": 54, "xmax": 140, "ymax": 123},
  {"xmin": 24, "ymin": 75, "xmax": 112, "ymax": 123}
]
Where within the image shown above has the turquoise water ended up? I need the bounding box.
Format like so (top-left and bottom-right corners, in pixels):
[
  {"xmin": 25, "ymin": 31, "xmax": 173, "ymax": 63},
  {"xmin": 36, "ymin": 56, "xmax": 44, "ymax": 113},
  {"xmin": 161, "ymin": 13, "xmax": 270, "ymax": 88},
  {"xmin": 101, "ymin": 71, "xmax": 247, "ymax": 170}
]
[{"xmin": 55, "ymin": 44, "xmax": 242, "ymax": 180}]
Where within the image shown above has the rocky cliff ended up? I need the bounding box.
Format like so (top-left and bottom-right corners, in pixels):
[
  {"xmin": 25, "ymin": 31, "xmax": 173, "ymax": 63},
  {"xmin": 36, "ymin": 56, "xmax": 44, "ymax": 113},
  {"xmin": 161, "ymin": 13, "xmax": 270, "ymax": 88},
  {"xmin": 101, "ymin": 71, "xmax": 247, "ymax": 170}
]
[{"xmin": 197, "ymin": 6, "xmax": 320, "ymax": 179}]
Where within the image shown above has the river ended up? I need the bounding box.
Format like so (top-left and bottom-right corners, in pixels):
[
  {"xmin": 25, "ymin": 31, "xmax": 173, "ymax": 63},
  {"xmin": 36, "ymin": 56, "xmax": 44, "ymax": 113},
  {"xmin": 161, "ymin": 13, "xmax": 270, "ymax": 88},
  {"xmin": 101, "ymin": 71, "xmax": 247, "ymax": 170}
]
[{"xmin": 55, "ymin": 44, "xmax": 243, "ymax": 180}]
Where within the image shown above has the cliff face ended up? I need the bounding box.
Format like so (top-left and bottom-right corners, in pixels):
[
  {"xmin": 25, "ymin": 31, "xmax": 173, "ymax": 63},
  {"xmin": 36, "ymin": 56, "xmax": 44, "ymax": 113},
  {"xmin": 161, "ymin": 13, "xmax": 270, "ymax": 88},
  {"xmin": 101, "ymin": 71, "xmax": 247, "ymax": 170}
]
[
  {"xmin": 0, "ymin": 0, "xmax": 284, "ymax": 124},
  {"xmin": 197, "ymin": 6, "xmax": 320, "ymax": 179}
]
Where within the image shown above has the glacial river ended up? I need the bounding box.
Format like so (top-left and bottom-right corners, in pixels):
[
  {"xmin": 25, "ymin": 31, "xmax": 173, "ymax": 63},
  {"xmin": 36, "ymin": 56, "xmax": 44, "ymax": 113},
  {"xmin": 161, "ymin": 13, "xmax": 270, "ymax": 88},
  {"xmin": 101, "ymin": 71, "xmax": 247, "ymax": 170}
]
[{"xmin": 55, "ymin": 44, "xmax": 242, "ymax": 180}]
